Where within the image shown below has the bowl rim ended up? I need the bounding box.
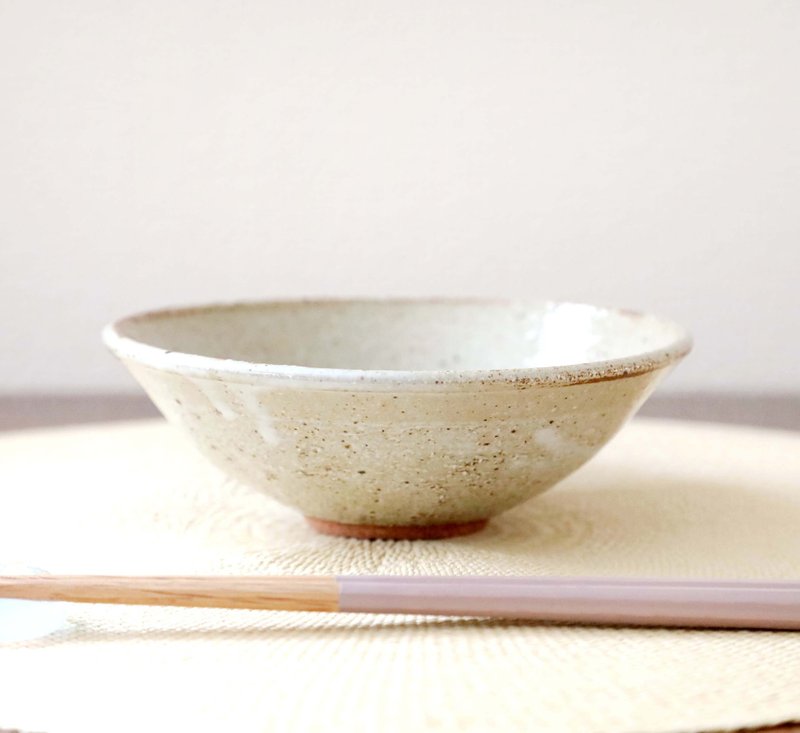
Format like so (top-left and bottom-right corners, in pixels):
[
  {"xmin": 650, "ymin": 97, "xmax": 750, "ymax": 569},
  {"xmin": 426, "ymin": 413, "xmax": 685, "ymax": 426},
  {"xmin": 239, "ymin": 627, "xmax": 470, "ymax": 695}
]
[{"xmin": 102, "ymin": 298, "xmax": 692, "ymax": 389}]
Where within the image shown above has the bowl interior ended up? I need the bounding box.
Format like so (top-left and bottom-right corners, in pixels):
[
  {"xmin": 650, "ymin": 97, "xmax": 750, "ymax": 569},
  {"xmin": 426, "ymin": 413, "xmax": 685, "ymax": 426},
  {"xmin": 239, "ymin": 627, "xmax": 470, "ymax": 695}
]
[{"xmin": 112, "ymin": 300, "xmax": 687, "ymax": 372}]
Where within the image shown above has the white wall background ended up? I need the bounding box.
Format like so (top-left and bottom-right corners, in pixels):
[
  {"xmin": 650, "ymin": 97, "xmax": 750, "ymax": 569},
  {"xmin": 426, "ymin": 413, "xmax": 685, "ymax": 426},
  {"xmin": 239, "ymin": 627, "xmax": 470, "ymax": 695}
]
[{"xmin": 1, "ymin": 0, "xmax": 798, "ymax": 394}]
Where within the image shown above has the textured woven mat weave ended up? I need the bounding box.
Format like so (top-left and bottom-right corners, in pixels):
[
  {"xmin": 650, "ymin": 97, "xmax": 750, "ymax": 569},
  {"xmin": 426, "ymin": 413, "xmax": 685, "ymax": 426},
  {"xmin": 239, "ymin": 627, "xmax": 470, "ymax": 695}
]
[{"xmin": 0, "ymin": 418, "xmax": 799, "ymax": 733}]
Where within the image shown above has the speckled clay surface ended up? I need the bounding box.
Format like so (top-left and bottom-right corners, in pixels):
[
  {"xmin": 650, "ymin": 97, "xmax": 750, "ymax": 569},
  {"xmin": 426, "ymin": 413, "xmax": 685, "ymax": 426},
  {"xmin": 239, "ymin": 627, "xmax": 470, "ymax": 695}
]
[{"xmin": 104, "ymin": 300, "xmax": 691, "ymax": 538}]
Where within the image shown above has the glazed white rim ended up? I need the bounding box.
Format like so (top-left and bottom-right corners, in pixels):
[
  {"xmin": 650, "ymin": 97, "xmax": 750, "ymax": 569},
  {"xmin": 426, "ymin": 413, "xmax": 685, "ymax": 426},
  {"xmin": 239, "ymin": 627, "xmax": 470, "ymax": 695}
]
[{"xmin": 102, "ymin": 298, "xmax": 692, "ymax": 389}]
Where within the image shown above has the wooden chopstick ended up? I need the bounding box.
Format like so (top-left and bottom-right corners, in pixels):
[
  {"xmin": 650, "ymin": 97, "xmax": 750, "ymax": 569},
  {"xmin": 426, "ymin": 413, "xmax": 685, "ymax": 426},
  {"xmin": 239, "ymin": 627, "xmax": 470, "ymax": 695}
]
[{"xmin": 1, "ymin": 575, "xmax": 799, "ymax": 630}]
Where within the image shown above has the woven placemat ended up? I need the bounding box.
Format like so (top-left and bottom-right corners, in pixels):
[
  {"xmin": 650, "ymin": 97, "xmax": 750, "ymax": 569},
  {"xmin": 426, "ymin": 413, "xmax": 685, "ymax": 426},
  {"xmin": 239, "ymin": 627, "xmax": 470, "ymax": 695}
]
[{"xmin": 1, "ymin": 418, "xmax": 799, "ymax": 733}]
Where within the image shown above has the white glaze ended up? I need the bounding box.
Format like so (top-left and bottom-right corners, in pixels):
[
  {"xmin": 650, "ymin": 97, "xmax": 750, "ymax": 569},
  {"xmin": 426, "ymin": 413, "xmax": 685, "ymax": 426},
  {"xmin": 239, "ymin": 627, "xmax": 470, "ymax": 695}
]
[{"xmin": 105, "ymin": 299, "xmax": 691, "ymax": 529}]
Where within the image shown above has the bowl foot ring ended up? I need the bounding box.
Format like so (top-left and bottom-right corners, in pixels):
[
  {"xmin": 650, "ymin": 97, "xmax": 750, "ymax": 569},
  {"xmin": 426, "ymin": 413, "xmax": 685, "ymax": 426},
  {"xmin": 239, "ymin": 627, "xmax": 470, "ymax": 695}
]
[{"xmin": 305, "ymin": 517, "xmax": 489, "ymax": 540}]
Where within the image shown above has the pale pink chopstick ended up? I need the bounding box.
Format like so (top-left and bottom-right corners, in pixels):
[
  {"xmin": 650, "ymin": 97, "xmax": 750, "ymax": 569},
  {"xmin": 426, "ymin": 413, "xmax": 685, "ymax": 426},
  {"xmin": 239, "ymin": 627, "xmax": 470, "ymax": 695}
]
[{"xmin": 1, "ymin": 575, "xmax": 798, "ymax": 630}]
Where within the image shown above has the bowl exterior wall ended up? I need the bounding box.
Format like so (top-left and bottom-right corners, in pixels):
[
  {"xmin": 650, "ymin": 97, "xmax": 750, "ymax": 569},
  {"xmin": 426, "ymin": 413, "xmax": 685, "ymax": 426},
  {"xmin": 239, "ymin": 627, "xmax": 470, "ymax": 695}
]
[{"xmin": 123, "ymin": 362, "xmax": 669, "ymax": 526}]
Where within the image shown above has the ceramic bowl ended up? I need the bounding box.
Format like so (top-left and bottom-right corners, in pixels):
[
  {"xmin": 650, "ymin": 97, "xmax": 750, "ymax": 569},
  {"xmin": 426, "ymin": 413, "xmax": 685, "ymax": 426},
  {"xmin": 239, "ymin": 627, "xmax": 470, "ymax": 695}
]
[{"xmin": 104, "ymin": 299, "xmax": 691, "ymax": 539}]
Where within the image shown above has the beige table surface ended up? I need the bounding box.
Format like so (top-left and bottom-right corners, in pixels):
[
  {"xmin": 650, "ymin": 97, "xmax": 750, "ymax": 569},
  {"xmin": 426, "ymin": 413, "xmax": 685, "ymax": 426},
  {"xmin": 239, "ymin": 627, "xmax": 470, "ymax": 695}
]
[{"xmin": 1, "ymin": 415, "xmax": 799, "ymax": 733}]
